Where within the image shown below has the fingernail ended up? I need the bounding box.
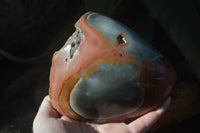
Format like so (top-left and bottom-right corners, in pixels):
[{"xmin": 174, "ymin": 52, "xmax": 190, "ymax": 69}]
[{"xmin": 156, "ymin": 97, "xmax": 171, "ymax": 113}]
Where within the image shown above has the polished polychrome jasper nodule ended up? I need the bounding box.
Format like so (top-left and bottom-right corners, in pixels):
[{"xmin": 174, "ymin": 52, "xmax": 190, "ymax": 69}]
[{"xmin": 49, "ymin": 12, "xmax": 176, "ymax": 123}]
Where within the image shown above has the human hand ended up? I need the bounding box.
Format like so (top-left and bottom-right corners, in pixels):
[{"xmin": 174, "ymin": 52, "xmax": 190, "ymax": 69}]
[{"xmin": 33, "ymin": 96, "xmax": 171, "ymax": 133}]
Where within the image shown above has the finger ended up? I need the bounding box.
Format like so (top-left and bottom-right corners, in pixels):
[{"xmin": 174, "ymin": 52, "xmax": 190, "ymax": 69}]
[
  {"xmin": 91, "ymin": 122, "xmax": 131, "ymax": 133},
  {"xmin": 128, "ymin": 97, "xmax": 171, "ymax": 133},
  {"xmin": 35, "ymin": 95, "xmax": 60, "ymax": 118},
  {"xmin": 61, "ymin": 116, "xmax": 77, "ymax": 122}
]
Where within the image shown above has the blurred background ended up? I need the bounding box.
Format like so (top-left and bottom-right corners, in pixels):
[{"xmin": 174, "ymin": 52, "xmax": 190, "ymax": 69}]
[{"xmin": 0, "ymin": 0, "xmax": 200, "ymax": 132}]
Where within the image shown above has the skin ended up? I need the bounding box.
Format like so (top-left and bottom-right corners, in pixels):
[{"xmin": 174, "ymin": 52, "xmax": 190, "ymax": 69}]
[{"xmin": 33, "ymin": 96, "xmax": 171, "ymax": 133}]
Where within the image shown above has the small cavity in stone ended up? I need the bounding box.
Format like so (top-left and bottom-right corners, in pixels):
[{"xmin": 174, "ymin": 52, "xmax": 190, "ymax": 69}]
[
  {"xmin": 120, "ymin": 54, "xmax": 124, "ymax": 57},
  {"xmin": 117, "ymin": 34, "xmax": 126, "ymax": 44}
]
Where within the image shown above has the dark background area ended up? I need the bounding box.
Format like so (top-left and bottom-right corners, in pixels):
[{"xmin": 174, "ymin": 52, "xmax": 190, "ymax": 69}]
[{"xmin": 0, "ymin": 0, "xmax": 200, "ymax": 132}]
